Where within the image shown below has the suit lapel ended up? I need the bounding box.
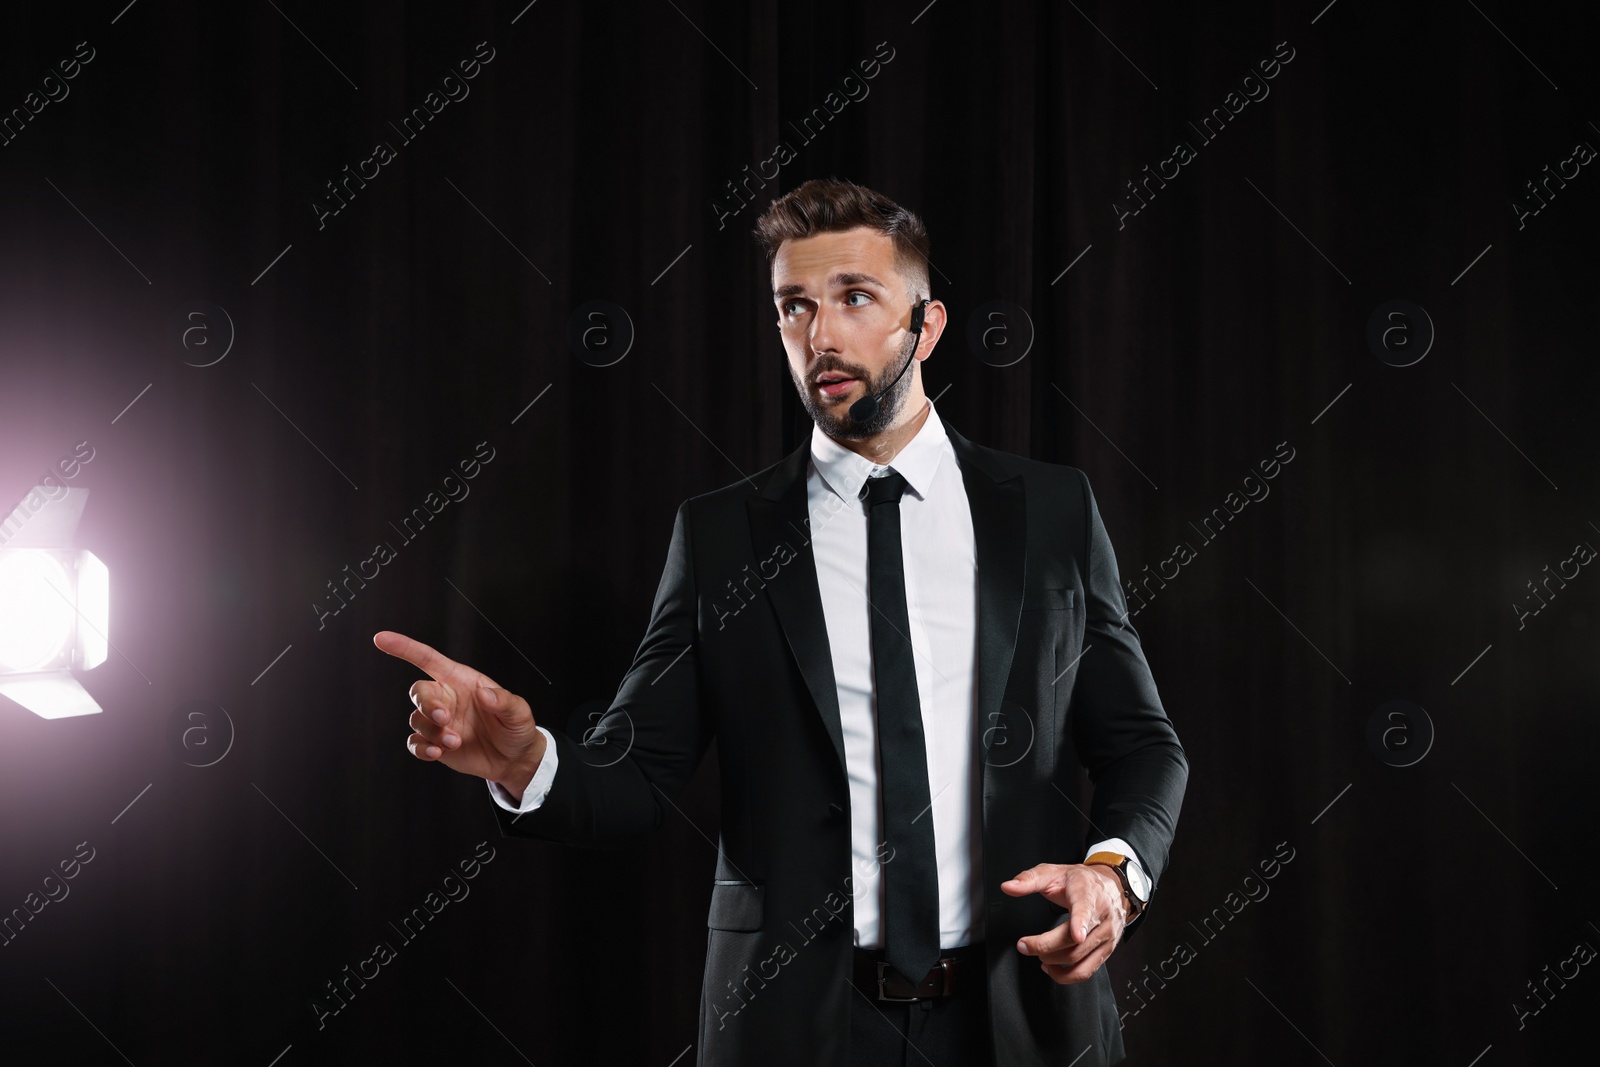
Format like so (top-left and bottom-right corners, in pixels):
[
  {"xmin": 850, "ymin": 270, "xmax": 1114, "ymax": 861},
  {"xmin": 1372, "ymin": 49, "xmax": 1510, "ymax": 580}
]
[
  {"xmin": 945, "ymin": 422, "xmax": 1028, "ymax": 749},
  {"xmin": 746, "ymin": 435, "xmax": 849, "ymax": 777},
  {"xmin": 745, "ymin": 418, "xmax": 1027, "ymax": 787}
]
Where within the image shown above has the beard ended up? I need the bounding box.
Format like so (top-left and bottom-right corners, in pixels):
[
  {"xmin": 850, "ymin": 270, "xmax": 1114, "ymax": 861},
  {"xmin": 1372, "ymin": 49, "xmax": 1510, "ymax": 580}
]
[{"xmin": 789, "ymin": 332, "xmax": 919, "ymax": 440}]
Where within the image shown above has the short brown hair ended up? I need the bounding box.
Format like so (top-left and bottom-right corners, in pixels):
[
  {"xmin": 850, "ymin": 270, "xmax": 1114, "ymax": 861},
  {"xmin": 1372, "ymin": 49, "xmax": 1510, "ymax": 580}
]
[{"xmin": 753, "ymin": 177, "xmax": 931, "ymax": 302}]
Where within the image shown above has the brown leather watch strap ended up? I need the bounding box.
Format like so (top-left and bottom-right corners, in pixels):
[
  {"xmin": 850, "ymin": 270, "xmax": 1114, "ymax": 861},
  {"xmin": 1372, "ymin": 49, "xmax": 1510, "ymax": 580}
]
[{"xmin": 1085, "ymin": 850, "xmax": 1144, "ymax": 920}]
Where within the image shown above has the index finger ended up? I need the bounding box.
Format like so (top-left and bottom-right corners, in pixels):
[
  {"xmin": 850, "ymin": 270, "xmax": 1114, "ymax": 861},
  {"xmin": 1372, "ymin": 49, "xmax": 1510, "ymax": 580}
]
[{"xmin": 373, "ymin": 630, "xmax": 458, "ymax": 681}]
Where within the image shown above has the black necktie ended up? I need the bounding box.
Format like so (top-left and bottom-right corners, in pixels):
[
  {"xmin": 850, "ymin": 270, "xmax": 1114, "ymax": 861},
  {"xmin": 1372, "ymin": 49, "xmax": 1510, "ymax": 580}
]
[{"xmin": 861, "ymin": 469, "xmax": 941, "ymax": 982}]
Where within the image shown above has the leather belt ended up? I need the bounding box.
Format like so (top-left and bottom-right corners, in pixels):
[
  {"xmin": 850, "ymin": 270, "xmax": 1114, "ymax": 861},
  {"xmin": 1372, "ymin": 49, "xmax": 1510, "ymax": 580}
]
[{"xmin": 852, "ymin": 943, "xmax": 982, "ymax": 1001}]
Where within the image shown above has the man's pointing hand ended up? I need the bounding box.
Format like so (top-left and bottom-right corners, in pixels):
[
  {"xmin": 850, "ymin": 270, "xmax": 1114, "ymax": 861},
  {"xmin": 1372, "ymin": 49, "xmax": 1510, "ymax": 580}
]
[
  {"xmin": 373, "ymin": 630, "xmax": 547, "ymax": 800},
  {"xmin": 1002, "ymin": 863, "xmax": 1129, "ymax": 985}
]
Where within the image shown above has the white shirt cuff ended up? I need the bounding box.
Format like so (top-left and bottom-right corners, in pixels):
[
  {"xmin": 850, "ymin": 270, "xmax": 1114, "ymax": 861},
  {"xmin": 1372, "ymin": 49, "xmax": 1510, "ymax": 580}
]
[
  {"xmin": 486, "ymin": 726, "xmax": 558, "ymax": 813},
  {"xmin": 1085, "ymin": 836, "xmax": 1148, "ymax": 896}
]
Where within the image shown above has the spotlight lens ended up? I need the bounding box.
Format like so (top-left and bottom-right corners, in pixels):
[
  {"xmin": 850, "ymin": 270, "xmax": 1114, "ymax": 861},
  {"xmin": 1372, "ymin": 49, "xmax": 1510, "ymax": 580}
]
[{"xmin": 0, "ymin": 551, "xmax": 75, "ymax": 671}]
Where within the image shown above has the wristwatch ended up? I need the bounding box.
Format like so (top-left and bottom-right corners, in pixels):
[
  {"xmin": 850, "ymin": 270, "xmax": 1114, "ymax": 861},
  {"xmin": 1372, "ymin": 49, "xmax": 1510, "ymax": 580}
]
[{"xmin": 1085, "ymin": 850, "xmax": 1150, "ymax": 921}]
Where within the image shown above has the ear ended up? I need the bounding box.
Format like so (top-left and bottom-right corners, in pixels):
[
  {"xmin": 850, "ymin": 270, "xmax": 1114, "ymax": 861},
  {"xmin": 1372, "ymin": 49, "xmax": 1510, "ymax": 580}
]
[{"xmin": 915, "ymin": 299, "xmax": 949, "ymax": 358}]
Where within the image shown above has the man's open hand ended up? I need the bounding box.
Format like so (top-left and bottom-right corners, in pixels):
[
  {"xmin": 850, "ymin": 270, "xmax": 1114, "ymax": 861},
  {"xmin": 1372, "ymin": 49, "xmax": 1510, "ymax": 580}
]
[
  {"xmin": 1002, "ymin": 863, "xmax": 1129, "ymax": 984},
  {"xmin": 373, "ymin": 630, "xmax": 547, "ymax": 799}
]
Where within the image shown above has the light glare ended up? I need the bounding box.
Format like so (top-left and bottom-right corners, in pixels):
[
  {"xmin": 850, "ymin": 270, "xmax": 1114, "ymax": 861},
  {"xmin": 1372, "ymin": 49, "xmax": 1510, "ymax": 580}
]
[{"xmin": 0, "ymin": 551, "xmax": 75, "ymax": 672}]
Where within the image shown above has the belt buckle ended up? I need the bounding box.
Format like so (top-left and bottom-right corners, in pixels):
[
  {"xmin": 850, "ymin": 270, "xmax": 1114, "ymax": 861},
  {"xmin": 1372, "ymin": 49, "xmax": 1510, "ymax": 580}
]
[{"xmin": 875, "ymin": 960, "xmax": 924, "ymax": 1002}]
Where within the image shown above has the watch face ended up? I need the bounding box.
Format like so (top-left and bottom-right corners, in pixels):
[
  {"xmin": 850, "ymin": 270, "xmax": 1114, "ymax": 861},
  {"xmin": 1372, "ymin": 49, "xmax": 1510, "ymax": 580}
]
[{"xmin": 1126, "ymin": 861, "xmax": 1151, "ymax": 902}]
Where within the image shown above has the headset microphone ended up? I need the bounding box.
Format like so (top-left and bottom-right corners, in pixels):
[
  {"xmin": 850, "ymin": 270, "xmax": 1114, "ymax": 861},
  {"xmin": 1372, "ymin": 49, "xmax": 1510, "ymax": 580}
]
[{"xmin": 849, "ymin": 298, "xmax": 928, "ymax": 424}]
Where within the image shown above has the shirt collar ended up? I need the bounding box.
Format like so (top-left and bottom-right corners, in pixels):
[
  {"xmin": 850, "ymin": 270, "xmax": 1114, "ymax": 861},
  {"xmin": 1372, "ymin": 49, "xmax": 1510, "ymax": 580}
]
[{"xmin": 809, "ymin": 397, "xmax": 949, "ymax": 505}]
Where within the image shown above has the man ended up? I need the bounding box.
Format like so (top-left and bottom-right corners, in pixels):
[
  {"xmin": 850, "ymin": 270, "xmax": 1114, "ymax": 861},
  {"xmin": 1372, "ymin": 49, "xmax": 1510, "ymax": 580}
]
[{"xmin": 375, "ymin": 177, "xmax": 1187, "ymax": 1065}]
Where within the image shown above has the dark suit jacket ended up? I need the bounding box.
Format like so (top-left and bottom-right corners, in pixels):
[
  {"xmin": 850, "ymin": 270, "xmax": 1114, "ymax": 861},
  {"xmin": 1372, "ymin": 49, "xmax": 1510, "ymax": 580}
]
[{"xmin": 494, "ymin": 419, "xmax": 1188, "ymax": 1066}]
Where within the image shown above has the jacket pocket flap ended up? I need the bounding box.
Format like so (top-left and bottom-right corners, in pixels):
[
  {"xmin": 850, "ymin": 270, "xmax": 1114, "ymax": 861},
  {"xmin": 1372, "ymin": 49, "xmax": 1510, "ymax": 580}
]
[
  {"xmin": 1022, "ymin": 586, "xmax": 1073, "ymax": 610},
  {"xmin": 708, "ymin": 880, "xmax": 764, "ymax": 931}
]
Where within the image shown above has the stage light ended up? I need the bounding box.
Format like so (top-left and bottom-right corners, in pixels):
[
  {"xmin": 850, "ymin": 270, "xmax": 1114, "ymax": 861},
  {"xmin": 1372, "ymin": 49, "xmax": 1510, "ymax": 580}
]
[{"xmin": 0, "ymin": 487, "xmax": 109, "ymax": 719}]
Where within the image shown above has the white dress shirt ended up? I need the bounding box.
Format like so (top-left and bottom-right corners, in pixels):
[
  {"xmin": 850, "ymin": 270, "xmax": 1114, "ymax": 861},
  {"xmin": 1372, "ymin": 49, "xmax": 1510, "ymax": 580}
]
[{"xmin": 490, "ymin": 399, "xmax": 1148, "ymax": 943}]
